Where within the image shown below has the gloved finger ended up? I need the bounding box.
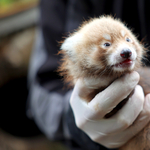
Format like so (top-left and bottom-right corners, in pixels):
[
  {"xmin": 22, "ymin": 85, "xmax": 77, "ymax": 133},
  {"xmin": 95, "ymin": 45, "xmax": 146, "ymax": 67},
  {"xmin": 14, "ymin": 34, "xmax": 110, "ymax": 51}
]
[
  {"xmin": 70, "ymin": 77, "xmax": 136, "ymax": 132},
  {"xmin": 70, "ymin": 80, "xmax": 128, "ymax": 134},
  {"xmin": 70, "ymin": 72, "xmax": 140, "ymax": 133},
  {"xmin": 91, "ymin": 94, "xmax": 150, "ymax": 149},
  {"xmin": 80, "ymin": 87, "xmax": 144, "ymax": 138},
  {"xmin": 78, "ymin": 85, "xmax": 144, "ymax": 136},
  {"xmin": 121, "ymin": 94, "xmax": 150, "ymax": 139},
  {"xmin": 112, "ymin": 85, "xmax": 144, "ymax": 130},
  {"xmin": 86, "ymin": 71, "xmax": 139, "ymax": 119},
  {"xmin": 116, "ymin": 93, "xmax": 150, "ymax": 146},
  {"xmin": 70, "ymin": 80, "xmax": 89, "ymax": 126},
  {"xmin": 93, "ymin": 132, "xmax": 127, "ymax": 149}
]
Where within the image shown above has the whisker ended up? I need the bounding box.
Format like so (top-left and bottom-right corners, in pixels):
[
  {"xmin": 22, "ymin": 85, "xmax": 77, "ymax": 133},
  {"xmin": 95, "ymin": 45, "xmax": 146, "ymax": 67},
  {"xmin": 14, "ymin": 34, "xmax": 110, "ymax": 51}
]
[
  {"xmin": 99, "ymin": 66, "xmax": 109, "ymax": 77},
  {"xmin": 99, "ymin": 65, "xmax": 112, "ymax": 78},
  {"xmin": 108, "ymin": 67, "xmax": 113, "ymax": 77}
]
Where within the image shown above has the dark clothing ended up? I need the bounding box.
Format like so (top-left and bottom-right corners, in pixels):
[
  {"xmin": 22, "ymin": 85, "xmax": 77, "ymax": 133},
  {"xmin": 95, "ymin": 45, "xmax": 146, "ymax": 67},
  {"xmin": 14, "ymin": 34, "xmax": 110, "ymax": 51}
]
[{"xmin": 27, "ymin": 0, "xmax": 150, "ymax": 150}]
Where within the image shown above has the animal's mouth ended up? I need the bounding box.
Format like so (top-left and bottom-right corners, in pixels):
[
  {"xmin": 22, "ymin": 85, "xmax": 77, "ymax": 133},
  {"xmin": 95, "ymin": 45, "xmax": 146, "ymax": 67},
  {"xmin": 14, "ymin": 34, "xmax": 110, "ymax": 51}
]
[{"xmin": 113, "ymin": 59, "xmax": 133, "ymax": 68}]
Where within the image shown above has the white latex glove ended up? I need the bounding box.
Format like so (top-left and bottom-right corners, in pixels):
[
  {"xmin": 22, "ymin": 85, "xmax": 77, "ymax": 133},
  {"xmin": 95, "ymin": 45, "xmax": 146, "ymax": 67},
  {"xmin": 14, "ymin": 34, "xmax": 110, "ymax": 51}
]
[{"xmin": 70, "ymin": 71, "xmax": 150, "ymax": 148}]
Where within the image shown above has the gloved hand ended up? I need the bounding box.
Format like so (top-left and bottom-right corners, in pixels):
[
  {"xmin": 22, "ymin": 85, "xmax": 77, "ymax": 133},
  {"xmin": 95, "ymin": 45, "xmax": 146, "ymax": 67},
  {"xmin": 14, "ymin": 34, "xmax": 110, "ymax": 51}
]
[{"xmin": 70, "ymin": 71, "xmax": 150, "ymax": 148}]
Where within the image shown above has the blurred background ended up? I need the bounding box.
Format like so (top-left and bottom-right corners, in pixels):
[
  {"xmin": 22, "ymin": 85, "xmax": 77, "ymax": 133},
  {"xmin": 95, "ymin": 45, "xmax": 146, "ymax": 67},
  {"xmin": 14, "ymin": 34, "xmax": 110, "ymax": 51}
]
[{"xmin": 0, "ymin": 0, "xmax": 67, "ymax": 150}]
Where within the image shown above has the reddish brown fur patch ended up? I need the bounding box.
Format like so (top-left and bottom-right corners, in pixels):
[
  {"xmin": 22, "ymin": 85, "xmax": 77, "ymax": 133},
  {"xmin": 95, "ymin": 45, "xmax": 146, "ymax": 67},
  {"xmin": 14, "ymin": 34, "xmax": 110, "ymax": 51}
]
[
  {"xmin": 57, "ymin": 50, "xmax": 74, "ymax": 87},
  {"xmin": 79, "ymin": 86, "xmax": 106, "ymax": 102}
]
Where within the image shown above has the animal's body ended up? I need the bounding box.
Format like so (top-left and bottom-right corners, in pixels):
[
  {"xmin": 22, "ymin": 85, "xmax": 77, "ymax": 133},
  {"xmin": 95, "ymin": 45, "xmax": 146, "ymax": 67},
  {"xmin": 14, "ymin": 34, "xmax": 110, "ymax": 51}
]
[{"xmin": 58, "ymin": 16, "xmax": 150, "ymax": 150}]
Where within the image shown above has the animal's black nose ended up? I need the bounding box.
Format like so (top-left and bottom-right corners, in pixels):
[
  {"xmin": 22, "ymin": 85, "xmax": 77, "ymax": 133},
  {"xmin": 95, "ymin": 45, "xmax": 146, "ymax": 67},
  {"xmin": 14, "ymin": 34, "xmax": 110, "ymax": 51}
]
[{"xmin": 120, "ymin": 49, "xmax": 132, "ymax": 58}]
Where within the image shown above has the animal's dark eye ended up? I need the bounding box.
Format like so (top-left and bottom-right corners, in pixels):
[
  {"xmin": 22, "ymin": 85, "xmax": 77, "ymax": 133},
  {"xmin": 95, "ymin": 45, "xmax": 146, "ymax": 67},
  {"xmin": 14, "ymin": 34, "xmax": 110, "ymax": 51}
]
[
  {"xmin": 104, "ymin": 42, "xmax": 111, "ymax": 47},
  {"xmin": 126, "ymin": 37, "xmax": 131, "ymax": 42}
]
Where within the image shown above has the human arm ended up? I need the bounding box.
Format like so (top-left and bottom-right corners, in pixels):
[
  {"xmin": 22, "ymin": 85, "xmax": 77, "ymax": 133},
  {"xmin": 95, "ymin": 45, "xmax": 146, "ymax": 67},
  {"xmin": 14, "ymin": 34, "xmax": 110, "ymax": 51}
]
[
  {"xmin": 70, "ymin": 71, "xmax": 150, "ymax": 148},
  {"xmin": 27, "ymin": 0, "xmax": 73, "ymax": 140}
]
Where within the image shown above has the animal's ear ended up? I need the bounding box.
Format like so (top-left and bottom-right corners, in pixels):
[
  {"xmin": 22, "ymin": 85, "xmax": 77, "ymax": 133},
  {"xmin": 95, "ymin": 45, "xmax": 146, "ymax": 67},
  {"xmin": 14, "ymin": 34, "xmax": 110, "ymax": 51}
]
[{"xmin": 61, "ymin": 33, "xmax": 82, "ymax": 56}]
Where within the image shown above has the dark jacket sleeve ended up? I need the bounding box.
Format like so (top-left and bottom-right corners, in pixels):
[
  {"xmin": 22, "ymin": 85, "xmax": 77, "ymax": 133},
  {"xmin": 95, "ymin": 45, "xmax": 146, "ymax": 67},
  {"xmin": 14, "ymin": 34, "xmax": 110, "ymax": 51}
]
[{"xmin": 27, "ymin": 0, "xmax": 72, "ymax": 140}]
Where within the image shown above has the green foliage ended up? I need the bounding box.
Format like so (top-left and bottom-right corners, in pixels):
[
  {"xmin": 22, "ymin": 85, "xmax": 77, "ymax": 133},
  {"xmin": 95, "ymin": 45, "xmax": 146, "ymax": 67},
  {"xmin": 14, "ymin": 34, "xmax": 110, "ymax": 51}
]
[{"xmin": 0, "ymin": 0, "xmax": 21, "ymax": 7}]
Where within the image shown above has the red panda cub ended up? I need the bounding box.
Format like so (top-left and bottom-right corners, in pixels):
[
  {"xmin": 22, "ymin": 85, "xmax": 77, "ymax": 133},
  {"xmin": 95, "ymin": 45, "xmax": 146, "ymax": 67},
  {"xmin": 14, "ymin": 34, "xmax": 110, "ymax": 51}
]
[
  {"xmin": 59, "ymin": 16, "xmax": 150, "ymax": 150},
  {"xmin": 59, "ymin": 16, "xmax": 144, "ymax": 101}
]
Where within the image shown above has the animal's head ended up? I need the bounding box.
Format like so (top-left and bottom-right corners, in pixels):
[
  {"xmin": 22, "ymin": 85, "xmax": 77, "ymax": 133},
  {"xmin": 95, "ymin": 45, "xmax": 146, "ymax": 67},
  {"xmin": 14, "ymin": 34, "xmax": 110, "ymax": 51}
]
[{"xmin": 61, "ymin": 16, "xmax": 144, "ymax": 79}]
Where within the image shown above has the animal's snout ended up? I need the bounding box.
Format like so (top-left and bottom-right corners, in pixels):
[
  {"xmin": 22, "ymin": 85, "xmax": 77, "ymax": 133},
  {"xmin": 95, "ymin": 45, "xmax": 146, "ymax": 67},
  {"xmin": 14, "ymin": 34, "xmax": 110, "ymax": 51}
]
[{"xmin": 120, "ymin": 49, "xmax": 132, "ymax": 58}]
